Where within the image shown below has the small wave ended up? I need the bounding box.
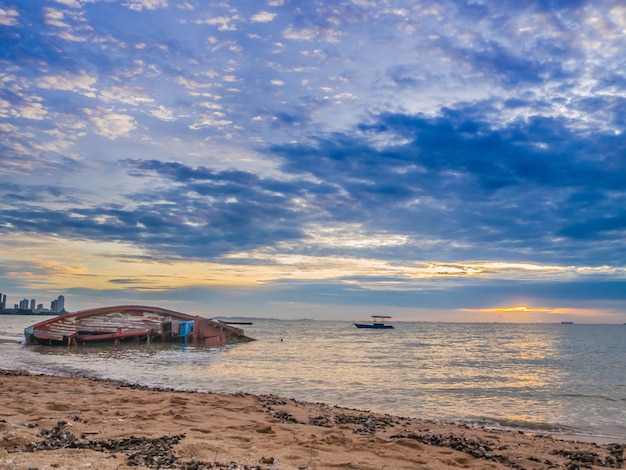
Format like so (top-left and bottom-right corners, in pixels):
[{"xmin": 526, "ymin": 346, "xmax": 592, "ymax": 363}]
[
  {"xmin": 455, "ymin": 418, "xmax": 626, "ymax": 443},
  {"xmin": 454, "ymin": 416, "xmax": 581, "ymax": 435},
  {"xmin": 556, "ymin": 392, "xmax": 623, "ymax": 403},
  {"xmin": 0, "ymin": 335, "xmax": 22, "ymax": 343}
]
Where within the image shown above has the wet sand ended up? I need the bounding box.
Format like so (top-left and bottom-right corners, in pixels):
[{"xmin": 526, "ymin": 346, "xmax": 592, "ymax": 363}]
[{"xmin": 0, "ymin": 369, "xmax": 623, "ymax": 469}]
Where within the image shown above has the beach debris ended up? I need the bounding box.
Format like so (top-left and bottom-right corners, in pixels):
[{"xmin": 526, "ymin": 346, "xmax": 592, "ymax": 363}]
[
  {"xmin": 0, "ymin": 368, "xmax": 31, "ymax": 376},
  {"xmin": 28, "ymin": 420, "xmax": 78, "ymax": 450},
  {"xmin": 389, "ymin": 432, "xmax": 511, "ymax": 465},
  {"xmin": 552, "ymin": 445, "xmax": 624, "ymax": 468},
  {"xmin": 267, "ymin": 410, "xmax": 303, "ymax": 424},
  {"xmin": 609, "ymin": 443, "xmax": 624, "ymax": 467},
  {"xmin": 260, "ymin": 395, "xmax": 304, "ymax": 424},
  {"xmin": 390, "ymin": 432, "xmax": 625, "ymax": 469},
  {"xmin": 259, "ymin": 395, "xmax": 288, "ymax": 406},
  {"xmin": 24, "ymin": 421, "xmax": 270, "ymax": 469},
  {"xmin": 333, "ymin": 413, "xmax": 395, "ymax": 435},
  {"xmin": 308, "ymin": 415, "xmax": 332, "ymax": 427},
  {"xmin": 263, "ymin": 397, "xmax": 304, "ymax": 424},
  {"xmin": 262, "ymin": 398, "xmax": 396, "ymax": 435}
]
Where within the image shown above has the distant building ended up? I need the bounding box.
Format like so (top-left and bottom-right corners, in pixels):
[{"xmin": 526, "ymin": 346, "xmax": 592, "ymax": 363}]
[{"xmin": 0, "ymin": 292, "xmax": 67, "ymax": 314}]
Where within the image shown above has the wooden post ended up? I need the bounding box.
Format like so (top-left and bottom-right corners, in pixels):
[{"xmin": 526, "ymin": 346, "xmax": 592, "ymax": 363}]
[{"xmin": 192, "ymin": 317, "xmax": 200, "ymax": 344}]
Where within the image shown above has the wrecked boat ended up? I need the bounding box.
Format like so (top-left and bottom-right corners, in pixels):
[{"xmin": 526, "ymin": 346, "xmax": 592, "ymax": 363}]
[{"xmin": 24, "ymin": 305, "xmax": 255, "ymax": 347}]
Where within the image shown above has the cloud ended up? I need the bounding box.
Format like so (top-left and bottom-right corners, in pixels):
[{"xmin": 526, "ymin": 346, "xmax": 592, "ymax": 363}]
[
  {"xmin": 99, "ymin": 86, "xmax": 154, "ymax": 106},
  {"xmin": 189, "ymin": 114, "xmax": 232, "ymax": 130},
  {"xmin": 251, "ymin": 11, "xmax": 277, "ymax": 23},
  {"xmin": 123, "ymin": 0, "xmax": 168, "ymax": 12},
  {"xmin": 1, "ymin": 0, "xmax": 626, "ymax": 320},
  {"xmin": 0, "ymin": 7, "xmax": 19, "ymax": 26},
  {"xmin": 3, "ymin": 158, "xmax": 314, "ymax": 259},
  {"xmin": 84, "ymin": 108, "xmax": 136, "ymax": 139},
  {"xmin": 11, "ymin": 90, "xmax": 614, "ymax": 270},
  {"xmin": 150, "ymin": 105, "xmax": 177, "ymax": 121},
  {"xmin": 44, "ymin": 7, "xmax": 70, "ymax": 28},
  {"xmin": 283, "ymin": 25, "xmax": 341, "ymax": 43},
  {"xmin": 195, "ymin": 14, "xmax": 238, "ymax": 31},
  {"xmin": 53, "ymin": 0, "xmax": 82, "ymax": 7},
  {"xmin": 14, "ymin": 102, "xmax": 48, "ymax": 120},
  {"xmin": 37, "ymin": 71, "xmax": 98, "ymax": 97},
  {"xmin": 268, "ymin": 107, "xmax": 626, "ymax": 265}
]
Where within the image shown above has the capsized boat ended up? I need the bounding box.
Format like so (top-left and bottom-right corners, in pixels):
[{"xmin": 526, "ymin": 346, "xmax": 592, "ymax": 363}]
[
  {"xmin": 24, "ymin": 305, "xmax": 255, "ymax": 347},
  {"xmin": 353, "ymin": 315, "xmax": 394, "ymax": 329}
]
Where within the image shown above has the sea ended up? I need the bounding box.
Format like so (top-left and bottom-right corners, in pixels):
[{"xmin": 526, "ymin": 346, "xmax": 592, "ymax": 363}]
[{"xmin": 1, "ymin": 315, "xmax": 625, "ymax": 443}]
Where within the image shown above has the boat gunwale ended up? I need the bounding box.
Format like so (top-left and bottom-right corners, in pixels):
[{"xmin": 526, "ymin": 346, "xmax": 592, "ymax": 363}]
[{"xmin": 27, "ymin": 305, "xmax": 197, "ymax": 330}]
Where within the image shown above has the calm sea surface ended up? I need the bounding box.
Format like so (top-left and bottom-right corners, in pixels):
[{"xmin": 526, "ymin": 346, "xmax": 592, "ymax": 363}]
[{"xmin": 1, "ymin": 316, "xmax": 625, "ymax": 441}]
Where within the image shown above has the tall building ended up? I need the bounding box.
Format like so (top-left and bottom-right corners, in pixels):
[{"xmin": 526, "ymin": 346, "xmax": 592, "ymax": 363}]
[{"xmin": 0, "ymin": 292, "xmax": 66, "ymax": 314}]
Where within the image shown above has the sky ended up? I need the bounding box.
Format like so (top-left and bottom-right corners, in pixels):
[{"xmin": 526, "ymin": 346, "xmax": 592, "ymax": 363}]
[{"xmin": 1, "ymin": 0, "xmax": 626, "ymax": 323}]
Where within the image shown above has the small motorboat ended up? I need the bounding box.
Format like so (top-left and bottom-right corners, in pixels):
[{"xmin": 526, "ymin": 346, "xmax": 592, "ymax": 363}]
[{"xmin": 354, "ymin": 315, "xmax": 394, "ymax": 329}]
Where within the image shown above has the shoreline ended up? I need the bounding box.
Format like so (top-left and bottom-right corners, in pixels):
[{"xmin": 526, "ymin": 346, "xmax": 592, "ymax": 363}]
[
  {"xmin": 1, "ymin": 368, "xmax": 624, "ymax": 469},
  {"xmin": 2, "ymin": 363, "xmax": 625, "ymax": 447}
]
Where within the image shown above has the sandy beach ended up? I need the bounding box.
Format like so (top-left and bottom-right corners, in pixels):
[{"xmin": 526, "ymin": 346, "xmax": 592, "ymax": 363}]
[{"xmin": 0, "ymin": 369, "xmax": 623, "ymax": 470}]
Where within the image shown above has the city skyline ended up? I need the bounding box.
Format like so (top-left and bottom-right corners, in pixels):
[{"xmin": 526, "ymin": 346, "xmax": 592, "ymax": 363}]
[
  {"xmin": 0, "ymin": 292, "xmax": 65, "ymax": 313},
  {"xmin": 1, "ymin": 1, "xmax": 626, "ymax": 323}
]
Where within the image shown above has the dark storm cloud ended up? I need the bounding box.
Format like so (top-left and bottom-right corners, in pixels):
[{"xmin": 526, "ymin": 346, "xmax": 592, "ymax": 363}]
[
  {"xmin": 2, "ymin": 160, "xmax": 318, "ymax": 259},
  {"xmin": 0, "ymin": 200, "xmax": 302, "ymax": 260},
  {"xmin": 444, "ymin": 41, "xmax": 568, "ymax": 87},
  {"xmin": 125, "ymin": 158, "xmax": 333, "ymax": 199},
  {"xmin": 270, "ymin": 107, "xmax": 626, "ymax": 264},
  {"xmin": 2, "ymin": 95, "xmax": 625, "ymax": 267},
  {"xmin": 559, "ymin": 213, "xmax": 626, "ymax": 240}
]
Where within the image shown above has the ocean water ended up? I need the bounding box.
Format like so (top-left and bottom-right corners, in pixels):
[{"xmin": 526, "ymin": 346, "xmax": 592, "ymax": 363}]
[{"xmin": 1, "ymin": 315, "xmax": 625, "ymax": 442}]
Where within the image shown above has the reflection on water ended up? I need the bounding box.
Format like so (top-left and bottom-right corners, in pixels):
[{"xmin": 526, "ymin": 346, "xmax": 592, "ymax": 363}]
[{"xmin": 1, "ymin": 317, "xmax": 624, "ymax": 439}]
